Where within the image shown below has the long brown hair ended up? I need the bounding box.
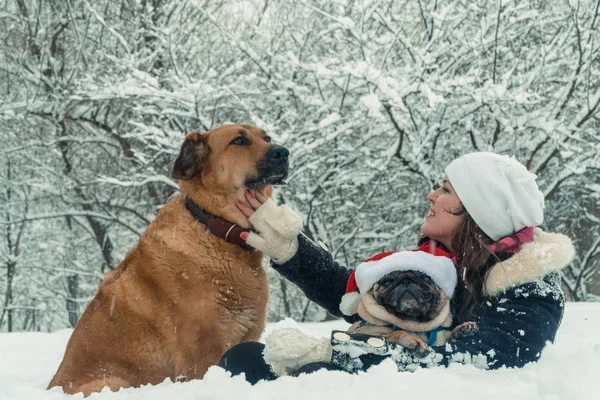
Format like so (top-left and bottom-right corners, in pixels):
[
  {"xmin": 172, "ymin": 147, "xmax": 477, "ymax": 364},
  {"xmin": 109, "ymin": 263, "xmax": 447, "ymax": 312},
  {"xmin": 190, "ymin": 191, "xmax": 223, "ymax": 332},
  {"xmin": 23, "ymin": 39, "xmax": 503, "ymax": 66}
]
[
  {"xmin": 450, "ymin": 210, "xmax": 520, "ymax": 323},
  {"xmin": 450, "ymin": 212, "xmax": 496, "ymax": 323}
]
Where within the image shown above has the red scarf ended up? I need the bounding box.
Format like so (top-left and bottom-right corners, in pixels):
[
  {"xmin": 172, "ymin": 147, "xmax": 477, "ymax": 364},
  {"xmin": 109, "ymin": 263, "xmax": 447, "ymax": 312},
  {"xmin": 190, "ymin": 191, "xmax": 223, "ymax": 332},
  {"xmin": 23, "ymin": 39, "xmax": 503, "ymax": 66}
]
[{"xmin": 488, "ymin": 226, "xmax": 535, "ymax": 254}]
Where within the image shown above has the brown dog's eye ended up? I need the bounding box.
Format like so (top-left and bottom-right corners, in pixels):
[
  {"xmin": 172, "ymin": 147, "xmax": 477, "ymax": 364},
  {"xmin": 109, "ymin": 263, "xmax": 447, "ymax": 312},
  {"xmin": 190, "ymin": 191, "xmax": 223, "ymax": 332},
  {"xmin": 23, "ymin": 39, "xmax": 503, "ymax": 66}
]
[
  {"xmin": 231, "ymin": 136, "xmax": 250, "ymax": 146},
  {"xmin": 264, "ymin": 136, "xmax": 272, "ymax": 143}
]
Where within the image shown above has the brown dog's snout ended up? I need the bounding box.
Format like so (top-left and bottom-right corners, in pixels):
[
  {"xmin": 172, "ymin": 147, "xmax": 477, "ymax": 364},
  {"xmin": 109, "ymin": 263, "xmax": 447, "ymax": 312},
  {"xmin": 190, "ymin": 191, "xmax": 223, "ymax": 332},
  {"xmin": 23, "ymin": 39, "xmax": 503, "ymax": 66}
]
[
  {"xmin": 267, "ymin": 145, "xmax": 290, "ymax": 164},
  {"xmin": 245, "ymin": 144, "xmax": 290, "ymax": 188}
]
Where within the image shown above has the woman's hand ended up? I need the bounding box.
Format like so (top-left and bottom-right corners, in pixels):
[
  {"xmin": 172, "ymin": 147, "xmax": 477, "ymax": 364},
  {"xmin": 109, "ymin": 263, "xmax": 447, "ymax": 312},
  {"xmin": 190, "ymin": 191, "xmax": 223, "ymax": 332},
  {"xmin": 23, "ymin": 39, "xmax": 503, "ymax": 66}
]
[
  {"xmin": 236, "ymin": 188, "xmax": 268, "ymax": 219},
  {"xmin": 235, "ymin": 189, "xmax": 304, "ymax": 264}
]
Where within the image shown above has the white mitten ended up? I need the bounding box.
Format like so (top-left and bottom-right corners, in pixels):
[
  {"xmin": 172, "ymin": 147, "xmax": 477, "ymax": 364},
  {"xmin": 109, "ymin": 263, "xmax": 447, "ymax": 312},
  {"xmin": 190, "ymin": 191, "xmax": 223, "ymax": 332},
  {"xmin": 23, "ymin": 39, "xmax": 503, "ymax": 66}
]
[
  {"xmin": 246, "ymin": 199, "xmax": 303, "ymax": 264},
  {"xmin": 263, "ymin": 328, "xmax": 333, "ymax": 377}
]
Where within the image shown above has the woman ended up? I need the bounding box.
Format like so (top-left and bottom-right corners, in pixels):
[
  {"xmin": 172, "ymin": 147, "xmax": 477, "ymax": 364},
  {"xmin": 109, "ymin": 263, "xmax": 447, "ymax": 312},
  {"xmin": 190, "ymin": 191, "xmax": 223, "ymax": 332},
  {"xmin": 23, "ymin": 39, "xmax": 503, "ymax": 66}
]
[{"xmin": 219, "ymin": 152, "xmax": 574, "ymax": 383}]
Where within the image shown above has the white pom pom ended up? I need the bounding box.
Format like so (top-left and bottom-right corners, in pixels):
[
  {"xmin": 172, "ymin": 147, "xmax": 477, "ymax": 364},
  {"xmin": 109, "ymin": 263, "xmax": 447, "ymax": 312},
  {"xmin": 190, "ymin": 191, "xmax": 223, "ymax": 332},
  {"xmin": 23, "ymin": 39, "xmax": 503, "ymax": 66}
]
[{"xmin": 339, "ymin": 292, "xmax": 362, "ymax": 316}]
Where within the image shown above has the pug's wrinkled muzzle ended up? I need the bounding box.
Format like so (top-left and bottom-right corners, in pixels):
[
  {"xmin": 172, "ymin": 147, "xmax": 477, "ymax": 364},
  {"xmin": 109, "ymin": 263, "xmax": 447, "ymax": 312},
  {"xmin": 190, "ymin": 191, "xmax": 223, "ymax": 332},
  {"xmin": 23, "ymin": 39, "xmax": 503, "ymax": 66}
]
[
  {"xmin": 374, "ymin": 272, "xmax": 440, "ymax": 322},
  {"xmin": 384, "ymin": 287, "xmax": 430, "ymax": 318}
]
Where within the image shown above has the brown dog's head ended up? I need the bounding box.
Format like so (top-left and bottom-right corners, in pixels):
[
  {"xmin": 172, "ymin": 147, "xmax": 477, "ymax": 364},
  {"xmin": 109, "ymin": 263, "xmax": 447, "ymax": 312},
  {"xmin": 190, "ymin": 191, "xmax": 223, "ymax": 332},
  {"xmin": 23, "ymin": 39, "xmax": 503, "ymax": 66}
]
[
  {"xmin": 171, "ymin": 124, "xmax": 289, "ymax": 224},
  {"xmin": 371, "ymin": 270, "xmax": 447, "ymax": 323}
]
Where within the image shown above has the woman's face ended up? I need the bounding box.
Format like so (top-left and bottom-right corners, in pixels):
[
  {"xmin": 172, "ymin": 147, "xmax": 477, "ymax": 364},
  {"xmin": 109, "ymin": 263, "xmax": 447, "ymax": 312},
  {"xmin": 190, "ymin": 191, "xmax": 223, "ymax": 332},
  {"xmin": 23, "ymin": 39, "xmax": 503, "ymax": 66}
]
[{"xmin": 420, "ymin": 176, "xmax": 465, "ymax": 252}]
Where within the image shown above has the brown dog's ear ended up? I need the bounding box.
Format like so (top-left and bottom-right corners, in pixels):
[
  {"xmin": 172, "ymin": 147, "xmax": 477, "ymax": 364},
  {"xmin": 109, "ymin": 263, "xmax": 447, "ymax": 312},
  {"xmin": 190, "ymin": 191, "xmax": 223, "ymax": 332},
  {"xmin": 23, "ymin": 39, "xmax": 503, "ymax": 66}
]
[{"xmin": 171, "ymin": 132, "xmax": 208, "ymax": 180}]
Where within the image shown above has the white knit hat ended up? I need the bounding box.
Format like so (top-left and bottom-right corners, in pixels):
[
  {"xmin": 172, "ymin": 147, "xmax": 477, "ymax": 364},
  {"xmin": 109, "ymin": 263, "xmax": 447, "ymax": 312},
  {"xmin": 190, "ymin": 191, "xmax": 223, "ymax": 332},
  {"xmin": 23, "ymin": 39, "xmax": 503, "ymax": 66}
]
[
  {"xmin": 339, "ymin": 244, "xmax": 457, "ymax": 316},
  {"xmin": 445, "ymin": 152, "xmax": 545, "ymax": 241}
]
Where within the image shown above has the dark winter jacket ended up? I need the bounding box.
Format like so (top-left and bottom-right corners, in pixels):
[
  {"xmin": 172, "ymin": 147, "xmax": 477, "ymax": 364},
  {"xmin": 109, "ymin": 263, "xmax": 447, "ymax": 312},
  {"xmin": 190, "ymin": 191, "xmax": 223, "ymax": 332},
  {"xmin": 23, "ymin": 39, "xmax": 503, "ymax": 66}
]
[{"xmin": 271, "ymin": 229, "xmax": 574, "ymax": 371}]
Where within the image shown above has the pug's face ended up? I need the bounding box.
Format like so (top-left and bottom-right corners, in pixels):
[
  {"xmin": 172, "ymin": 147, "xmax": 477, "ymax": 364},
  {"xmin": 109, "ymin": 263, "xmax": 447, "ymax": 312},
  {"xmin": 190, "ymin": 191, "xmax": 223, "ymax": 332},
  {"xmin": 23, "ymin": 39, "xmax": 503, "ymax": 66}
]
[{"xmin": 370, "ymin": 270, "xmax": 447, "ymax": 323}]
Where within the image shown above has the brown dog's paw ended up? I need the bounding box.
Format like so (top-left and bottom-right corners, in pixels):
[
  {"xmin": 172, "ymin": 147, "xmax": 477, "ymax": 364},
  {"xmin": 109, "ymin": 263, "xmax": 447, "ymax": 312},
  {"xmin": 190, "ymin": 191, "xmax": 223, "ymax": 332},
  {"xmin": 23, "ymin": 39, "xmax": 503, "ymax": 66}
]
[
  {"xmin": 451, "ymin": 321, "xmax": 479, "ymax": 339},
  {"xmin": 384, "ymin": 331, "xmax": 429, "ymax": 355}
]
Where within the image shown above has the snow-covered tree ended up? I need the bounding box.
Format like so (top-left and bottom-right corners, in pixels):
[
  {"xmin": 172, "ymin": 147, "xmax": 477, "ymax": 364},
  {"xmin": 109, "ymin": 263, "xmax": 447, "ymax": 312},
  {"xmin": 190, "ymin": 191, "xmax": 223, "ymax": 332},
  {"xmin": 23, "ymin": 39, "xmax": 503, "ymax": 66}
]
[{"xmin": 1, "ymin": 0, "xmax": 598, "ymax": 331}]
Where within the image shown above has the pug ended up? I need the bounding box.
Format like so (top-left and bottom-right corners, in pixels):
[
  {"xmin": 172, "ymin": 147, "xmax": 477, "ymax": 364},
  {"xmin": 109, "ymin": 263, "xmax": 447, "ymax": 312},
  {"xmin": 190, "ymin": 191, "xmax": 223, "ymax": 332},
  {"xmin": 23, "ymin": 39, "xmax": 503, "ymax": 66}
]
[{"xmin": 348, "ymin": 270, "xmax": 478, "ymax": 355}]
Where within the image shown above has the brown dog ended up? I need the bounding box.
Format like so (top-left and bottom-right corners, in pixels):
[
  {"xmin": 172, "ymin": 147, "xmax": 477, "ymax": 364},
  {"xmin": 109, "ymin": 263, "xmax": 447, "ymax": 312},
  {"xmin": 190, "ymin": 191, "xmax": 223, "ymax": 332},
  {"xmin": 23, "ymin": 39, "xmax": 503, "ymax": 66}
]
[{"xmin": 47, "ymin": 124, "xmax": 288, "ymax": 396}]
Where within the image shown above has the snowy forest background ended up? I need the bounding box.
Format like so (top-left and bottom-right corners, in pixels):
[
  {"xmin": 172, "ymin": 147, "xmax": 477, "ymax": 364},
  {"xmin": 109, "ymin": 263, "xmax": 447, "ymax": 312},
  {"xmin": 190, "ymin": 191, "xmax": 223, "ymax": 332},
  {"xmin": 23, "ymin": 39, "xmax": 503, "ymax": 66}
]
[{"xmin": 0, "ymin": 0, "xmax": 599, "ymax": 333}]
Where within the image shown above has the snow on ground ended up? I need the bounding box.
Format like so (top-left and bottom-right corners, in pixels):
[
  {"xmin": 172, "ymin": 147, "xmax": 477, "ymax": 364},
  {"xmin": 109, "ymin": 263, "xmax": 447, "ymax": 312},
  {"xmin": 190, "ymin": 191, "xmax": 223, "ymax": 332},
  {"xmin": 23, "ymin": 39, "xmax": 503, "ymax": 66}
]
[{"xmin": 1, "ymin": 303, "xmax": 599, "ymax": 400}]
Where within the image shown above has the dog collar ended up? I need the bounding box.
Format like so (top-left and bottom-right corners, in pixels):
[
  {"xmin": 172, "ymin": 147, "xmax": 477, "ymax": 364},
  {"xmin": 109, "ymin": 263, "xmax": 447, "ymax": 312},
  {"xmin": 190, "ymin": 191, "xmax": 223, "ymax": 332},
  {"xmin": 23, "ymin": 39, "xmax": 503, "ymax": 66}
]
[{"xmin": 184, "ymin": 197, "xmax": 254, "ymax": 251}]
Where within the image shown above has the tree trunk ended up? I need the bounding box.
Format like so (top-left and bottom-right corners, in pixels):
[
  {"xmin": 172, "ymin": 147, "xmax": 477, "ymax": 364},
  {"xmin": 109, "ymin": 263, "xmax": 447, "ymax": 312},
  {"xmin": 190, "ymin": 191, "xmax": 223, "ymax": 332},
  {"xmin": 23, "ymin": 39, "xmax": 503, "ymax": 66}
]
[{"xmin": 66, "ymin": 275, "xmax": 79, "ymax": 327}]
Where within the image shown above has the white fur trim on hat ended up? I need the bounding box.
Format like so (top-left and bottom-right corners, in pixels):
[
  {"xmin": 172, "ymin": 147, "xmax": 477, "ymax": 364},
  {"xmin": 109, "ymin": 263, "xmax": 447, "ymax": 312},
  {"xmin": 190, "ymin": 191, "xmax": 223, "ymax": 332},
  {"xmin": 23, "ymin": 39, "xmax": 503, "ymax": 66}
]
[
  {"xmin": 339, "ymin": 292, "xmax": 362, "ymax": 316},
  {"xmin": 354, "ymin": 251, "xmax": 457, "ymax": 298},
  {"xmin": 445, "ymin": 152, "xmax": 545, "ymax": 241}
]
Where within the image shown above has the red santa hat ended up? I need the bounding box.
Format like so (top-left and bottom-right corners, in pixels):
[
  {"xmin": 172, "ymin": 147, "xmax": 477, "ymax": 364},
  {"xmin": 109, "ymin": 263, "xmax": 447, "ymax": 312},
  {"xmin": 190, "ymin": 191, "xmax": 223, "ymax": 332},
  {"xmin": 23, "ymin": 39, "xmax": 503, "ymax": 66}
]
[{"xmin": 339, "ymin": 243, "xmax": 458, "ymax": 316}]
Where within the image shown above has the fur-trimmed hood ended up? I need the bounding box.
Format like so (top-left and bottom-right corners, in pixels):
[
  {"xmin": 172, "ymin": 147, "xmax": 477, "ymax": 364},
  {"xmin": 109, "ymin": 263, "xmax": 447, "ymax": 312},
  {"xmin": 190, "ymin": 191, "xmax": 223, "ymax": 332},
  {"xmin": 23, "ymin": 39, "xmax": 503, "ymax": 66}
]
[{"xmin": 484, "ymin": 228, "xmax": 574, "ymax": 296}]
